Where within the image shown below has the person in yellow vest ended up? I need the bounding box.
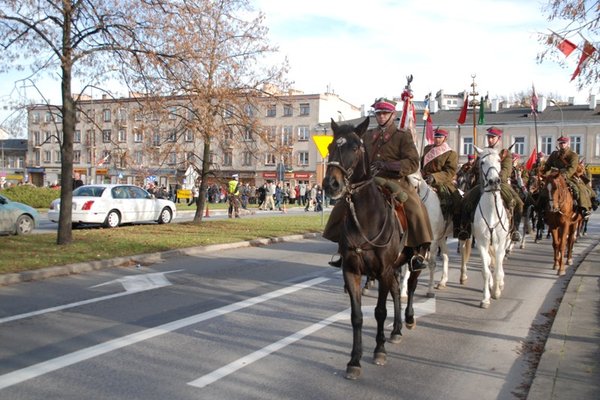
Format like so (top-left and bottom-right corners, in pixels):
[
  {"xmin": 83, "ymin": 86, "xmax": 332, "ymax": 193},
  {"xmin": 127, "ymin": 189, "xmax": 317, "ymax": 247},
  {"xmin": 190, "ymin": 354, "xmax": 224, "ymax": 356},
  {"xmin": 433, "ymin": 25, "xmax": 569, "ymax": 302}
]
[{"xmin": 228, "ymin": 174, "xmax": 241, "ymax": 218}]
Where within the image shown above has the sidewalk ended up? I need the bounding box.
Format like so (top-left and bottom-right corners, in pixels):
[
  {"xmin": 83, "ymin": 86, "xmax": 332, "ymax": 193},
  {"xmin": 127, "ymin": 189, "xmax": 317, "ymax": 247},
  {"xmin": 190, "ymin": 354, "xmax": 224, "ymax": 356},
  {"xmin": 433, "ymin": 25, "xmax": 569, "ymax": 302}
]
[{"xmin": 527, "ymin": 239, "xmax": 600, "ymax": 399}]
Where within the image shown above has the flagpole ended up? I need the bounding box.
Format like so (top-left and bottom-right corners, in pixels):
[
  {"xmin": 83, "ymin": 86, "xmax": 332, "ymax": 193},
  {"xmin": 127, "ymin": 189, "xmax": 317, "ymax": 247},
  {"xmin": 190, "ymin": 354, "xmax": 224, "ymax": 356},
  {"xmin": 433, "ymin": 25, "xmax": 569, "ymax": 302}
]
[
  {"xmin": 470, "ymin": 75, "xmax": 479, "ymax": 149},
  {"xmin": 419, "ymin": 93, "xmax": 430, "ymax": 157}
]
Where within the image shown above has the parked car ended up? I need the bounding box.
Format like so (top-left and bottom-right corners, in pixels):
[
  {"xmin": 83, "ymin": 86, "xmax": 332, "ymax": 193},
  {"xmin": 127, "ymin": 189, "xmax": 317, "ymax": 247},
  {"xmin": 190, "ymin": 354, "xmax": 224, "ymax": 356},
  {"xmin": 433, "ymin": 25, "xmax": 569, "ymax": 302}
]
[
  {"xmin": 0, "ymin": 194, "xmax": 40, "ymax": 235},
  {"xmin": 48, "ymin": 184, "xmax": 177, "ymax": 228}
]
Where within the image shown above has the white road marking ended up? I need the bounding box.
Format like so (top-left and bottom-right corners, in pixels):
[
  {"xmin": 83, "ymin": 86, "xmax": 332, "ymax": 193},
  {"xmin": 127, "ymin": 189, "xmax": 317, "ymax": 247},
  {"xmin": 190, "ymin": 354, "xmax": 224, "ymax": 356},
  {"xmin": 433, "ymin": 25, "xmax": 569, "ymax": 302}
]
[
  {"xmin": 188, "ymin": 297, "xmax": 438, "ymax": 389},
  {"xmin": 0, "ymin": 277, "xmax": 329, "ymax": 390},
  {"xmin": 0, "ymin": 271, "xmax": 181, "ymax": 325}
]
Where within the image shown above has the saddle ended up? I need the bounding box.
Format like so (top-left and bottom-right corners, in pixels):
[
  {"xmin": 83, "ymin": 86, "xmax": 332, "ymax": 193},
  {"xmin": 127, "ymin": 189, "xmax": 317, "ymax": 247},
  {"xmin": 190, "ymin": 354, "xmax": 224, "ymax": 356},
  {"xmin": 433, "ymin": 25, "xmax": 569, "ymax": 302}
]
[{"xmin": 374, "ymin": 179, "xmax": 408, "ymax": 232}]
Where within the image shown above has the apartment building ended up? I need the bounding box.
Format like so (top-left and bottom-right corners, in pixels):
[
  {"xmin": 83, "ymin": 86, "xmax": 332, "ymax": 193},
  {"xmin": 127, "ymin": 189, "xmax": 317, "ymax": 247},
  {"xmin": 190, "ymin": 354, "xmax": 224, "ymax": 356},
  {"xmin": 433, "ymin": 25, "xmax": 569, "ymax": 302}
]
[{"xmin": 26, "ymin": 91, "xmax": 362, "ymax": 188}]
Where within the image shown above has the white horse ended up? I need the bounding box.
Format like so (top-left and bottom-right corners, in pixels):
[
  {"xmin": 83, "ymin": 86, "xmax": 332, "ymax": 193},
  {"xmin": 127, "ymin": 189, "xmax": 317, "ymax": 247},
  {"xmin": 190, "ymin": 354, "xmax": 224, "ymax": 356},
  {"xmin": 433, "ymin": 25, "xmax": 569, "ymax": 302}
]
[
  {"xmin": 401, "ymin": 172, "xmax": 471, "ymax": 298},
  {"xmin": 472, "ymin": 146, "xmax": 511, "ymax": 308}
]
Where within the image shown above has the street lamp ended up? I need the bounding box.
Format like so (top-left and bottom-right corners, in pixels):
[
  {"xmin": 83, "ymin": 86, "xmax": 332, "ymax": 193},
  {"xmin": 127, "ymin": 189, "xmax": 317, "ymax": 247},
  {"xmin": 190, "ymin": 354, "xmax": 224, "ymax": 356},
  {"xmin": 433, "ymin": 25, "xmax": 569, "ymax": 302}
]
[
  {"xmin": 314, "ymin": 123, "xmax": 329, "ymax": 224},
  {"xmin": 549, "ymin": 99, "xmax": 564, "ymax": 135}
]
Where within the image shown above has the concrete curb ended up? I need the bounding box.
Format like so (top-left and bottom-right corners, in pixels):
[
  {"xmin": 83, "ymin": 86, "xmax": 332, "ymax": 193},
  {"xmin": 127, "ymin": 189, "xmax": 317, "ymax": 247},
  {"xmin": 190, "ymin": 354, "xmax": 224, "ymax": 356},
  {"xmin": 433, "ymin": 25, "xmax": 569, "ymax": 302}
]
[{"xmin": 0, "ymin": 232, "xmax": 322, "ymax": 287}]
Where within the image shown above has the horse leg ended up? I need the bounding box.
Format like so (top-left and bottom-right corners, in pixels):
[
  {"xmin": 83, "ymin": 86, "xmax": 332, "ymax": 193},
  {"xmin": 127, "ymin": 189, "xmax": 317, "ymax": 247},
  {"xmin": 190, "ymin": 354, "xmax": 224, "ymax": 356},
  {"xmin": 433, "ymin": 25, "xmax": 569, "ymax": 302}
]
[
  {"xmin": 426, "ymin": 240, "xmax": 439, "ymax": 298},
  {"xmin": 460, "ymin": 238, "xmax": 471, "ymax": 285},
  {"xmin": 479, "ymin": 244, "xmax": 492, "ymax": 308},
  {"xmin": 556, "ymin": 224, "xmax": 569, "ymax": 276},
  {"xmin": 404, "ymin": 270, "xmax": 421, "ymax": 329},
  {"xmin": 434, "ymin": 239, "xmax": 449, "ymax": 292},
  {"xmin": 373, "ymin": 276, "xmax": 393, "ymax": 366},
  {"xmin": 343, "ymin": 270, "xmax": 364, "ymax": 380},
  {"xmin": 550, "ymin": 227, "xmax": 561, "ymax": 270},
  {"xmin": 492, "ymin": 243, "xmax": 506, "ymax": 300},
  {"xmin": 388, "ymin": 271, "xmax": 403, "ymax": 344}
]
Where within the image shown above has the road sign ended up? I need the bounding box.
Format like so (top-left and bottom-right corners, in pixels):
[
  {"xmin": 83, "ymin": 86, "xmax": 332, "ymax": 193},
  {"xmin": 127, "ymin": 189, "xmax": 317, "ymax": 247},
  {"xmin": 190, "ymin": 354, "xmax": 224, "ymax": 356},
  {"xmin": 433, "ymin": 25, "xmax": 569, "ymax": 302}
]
[{"xmin": 313, "ymin": 135, "xmax": 334, "ymax": 158}]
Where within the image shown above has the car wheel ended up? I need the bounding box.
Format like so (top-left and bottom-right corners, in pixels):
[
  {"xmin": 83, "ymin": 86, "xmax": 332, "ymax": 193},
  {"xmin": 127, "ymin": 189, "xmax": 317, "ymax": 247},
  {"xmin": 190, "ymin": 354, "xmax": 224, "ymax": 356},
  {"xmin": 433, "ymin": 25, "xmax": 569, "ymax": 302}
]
[
  {"xmin": 15, "ymin": 215, "xmax": 34, "ymax": 235},
  {"xmin": 157, "ymin": 207, "xmax": 173, "ymax": 224},
  {"xmin": 104, "ymin": 210, "xmax": 121, "ymax": 228}
]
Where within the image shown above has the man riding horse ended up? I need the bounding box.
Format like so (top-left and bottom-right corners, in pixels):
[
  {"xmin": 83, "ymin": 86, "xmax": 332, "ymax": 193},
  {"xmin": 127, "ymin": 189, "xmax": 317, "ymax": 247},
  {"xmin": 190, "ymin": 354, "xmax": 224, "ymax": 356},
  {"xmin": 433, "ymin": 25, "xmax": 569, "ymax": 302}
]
[
  {"xmin": 324, "ymin": 97, "xmax": 433, "ymax": 272},
  {"xmin": 457, "ymin": 126, "xmax": 524, "ymax": 242},
  {"xmin": 540, "ymin": 135, "xmax": 598, "ymax": 216},
  {"xmin": 421, "ymin": 127, "xmax": 462, "ymax": 238}
]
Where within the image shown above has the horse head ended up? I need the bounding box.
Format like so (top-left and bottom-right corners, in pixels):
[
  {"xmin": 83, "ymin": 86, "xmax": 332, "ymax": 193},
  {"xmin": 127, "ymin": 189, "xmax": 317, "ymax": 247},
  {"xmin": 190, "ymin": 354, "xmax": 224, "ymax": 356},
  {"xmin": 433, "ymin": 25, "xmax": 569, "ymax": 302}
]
[
  {"xmin": 543, "ymin": 170, "xmax": 571, "ymax": 213},
  {"xmin": 323, "ymin": 117, "xmax": 370, "ymax": 200},
  {"xmin": 475, "ymin": 145, "xmax": 502, "ymax": 192}
]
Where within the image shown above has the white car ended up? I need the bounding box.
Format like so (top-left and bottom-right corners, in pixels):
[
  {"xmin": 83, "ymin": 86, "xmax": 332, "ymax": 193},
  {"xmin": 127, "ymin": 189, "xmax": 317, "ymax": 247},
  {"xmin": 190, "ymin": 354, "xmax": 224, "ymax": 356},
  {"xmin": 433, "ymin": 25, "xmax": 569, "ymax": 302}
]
[{"xmin": 48, "ymin": 184, "xmax": 177, "ymax": 228}]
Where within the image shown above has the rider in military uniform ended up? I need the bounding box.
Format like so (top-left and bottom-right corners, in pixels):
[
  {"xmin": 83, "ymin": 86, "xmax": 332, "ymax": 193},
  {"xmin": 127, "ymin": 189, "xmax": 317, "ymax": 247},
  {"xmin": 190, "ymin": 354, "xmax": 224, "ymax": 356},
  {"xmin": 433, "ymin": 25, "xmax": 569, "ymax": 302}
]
[
  {"xmin": 324, "ymin": 97, "xmax": 433, "ymax": 272},
  {"xmin": 457, "ymin": 126, "xmax": 524, "ymax": 242},
  {"xmin": 421, "ymin": 127, "xmax": 462, "ymax": 237},
  {"xmin": 541, "ymin": 135, "xmax": 598, "ymax": 215}
]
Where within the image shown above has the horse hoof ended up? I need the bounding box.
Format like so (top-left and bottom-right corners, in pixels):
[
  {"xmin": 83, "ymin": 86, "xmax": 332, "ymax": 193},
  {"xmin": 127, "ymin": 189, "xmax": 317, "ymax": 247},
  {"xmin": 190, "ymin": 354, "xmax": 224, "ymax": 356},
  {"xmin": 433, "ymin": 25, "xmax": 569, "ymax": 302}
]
[
  {"xmin": 480, "ymin": 301, "xmax": 490, "ymax": 309},
  {"xmin": 426, "ymin": 292, "xmax": 435, "ymax": 298},
  {"xmin": 435, "ymin": 283, "xmax": 446, "ymax": 290},
  {"xmin": 553, "ymin": 264, "xmax": 559, "ymax": 270},
  {"xmin": 460, "ymin": 276, "xmax": 468, "ymax": 285},
  {"xmin": 361, "ymin": 288, "xmax": 369, "ymax": 296},
  {"xmin": 557, "ymin": 269, "xmax": 566, "ymax": 277},
  {"xmin": 405, "ymin": 320, "xmax": 416, "ymax": 330},
  {"xmin": 345, "ymin": 366, "xmax": 361, "ymax": 380},
  {"xmin": 567, "ymin": 259, "xmax": 573, "ymax": 266},
  {"xmin": 373, "ymin": 352, "xmax": 387, "ymax": 366},
  {"xmin": 388, "ymin": 334, "xmax": 403, "ymax": 344}
]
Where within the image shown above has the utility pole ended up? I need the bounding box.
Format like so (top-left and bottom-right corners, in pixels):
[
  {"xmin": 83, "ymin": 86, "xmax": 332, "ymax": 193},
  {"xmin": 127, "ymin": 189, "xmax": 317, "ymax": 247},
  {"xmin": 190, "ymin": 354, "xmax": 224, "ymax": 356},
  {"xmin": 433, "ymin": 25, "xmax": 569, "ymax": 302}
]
[{"xmin": 469, "ymin": 74, "xmax": 480, "ymax": 148}]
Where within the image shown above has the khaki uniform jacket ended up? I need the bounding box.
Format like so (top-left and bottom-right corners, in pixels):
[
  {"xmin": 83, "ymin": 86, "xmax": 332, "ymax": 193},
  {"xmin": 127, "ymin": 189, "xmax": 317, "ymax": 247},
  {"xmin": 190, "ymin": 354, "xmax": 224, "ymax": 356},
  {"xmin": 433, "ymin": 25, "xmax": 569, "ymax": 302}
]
[
  {"xmin": 421, "ymin": 144, "xmax": 459, "ymax": 193},
  {"xmin": 542, "ymin": 148, "xmax": 578, "ymax": 178}
]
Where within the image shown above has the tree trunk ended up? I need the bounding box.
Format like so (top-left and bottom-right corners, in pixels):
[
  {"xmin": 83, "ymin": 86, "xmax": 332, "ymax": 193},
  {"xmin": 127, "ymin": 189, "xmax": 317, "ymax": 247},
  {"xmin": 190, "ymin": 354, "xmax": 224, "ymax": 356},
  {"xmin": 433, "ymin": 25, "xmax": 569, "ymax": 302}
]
[{"xmin": 193, "ymin": 140, "xmax": 213, "ymax": 223}]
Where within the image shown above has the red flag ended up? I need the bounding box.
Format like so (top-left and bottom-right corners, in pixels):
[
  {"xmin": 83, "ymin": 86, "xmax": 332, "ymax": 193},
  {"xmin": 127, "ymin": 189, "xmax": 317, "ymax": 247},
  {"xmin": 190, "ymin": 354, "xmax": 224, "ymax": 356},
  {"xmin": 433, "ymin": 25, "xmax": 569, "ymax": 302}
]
[
  {"xmin": 571, "ymin": 40, "xmax": 596, "ymax": 81},
  {"xmin": 457, "ymin": 93, "xmax": 468, "ymax": 125},
  {"xmin": 557, "ymin": 38, "xmax": 577, "ymax": 57},
  {"xmin": 425, "ymin": 114, "xmax": 434, "ymax": 144},
  {"xmin": 531, "ymin": 84, "xmax": 538, "ymax": 114},
  {"xmin": 525, "ymin": 147, "xmax": 537, "ymax": 171}
]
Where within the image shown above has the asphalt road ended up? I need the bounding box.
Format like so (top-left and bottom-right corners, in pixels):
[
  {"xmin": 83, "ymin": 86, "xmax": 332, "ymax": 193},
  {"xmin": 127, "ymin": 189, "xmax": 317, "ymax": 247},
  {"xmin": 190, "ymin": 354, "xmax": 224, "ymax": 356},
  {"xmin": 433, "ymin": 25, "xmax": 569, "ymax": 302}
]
[{"xmin": 1, "ymin": 214, "xmax": 597, "ymax": 400}]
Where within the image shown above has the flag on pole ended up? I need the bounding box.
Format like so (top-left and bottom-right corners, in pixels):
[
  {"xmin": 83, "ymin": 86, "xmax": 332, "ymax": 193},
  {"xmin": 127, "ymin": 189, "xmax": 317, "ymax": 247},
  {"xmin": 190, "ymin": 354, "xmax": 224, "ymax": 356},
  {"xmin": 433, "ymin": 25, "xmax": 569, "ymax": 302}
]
[
  {"xmin": 525, "ymin": 147, "xmax": 537, "ymax": 171},
  {"xmin": 97, "ymin": 154, "xmax": 110, "ymax": 166},
  {"xmin": 478, "ymin": 96, "xmax": 485, "ymax": 125},
  {"xmin": 557, "ymin": 38, "xmax": 577, "ymax": 57},
  {"xmin": 531, "ymin": 84, "xmax": 538, "ymax": 114},
  {"xmin": 571, "ymin": 40, "xmax": 596, "ymax": 81},
  {"xmin": 425, "ymin": 113, "xmax": 434, "ymax": 144},
  {"xmin": 457, "ymin": 92, "xmax": 468, "ymax": 125},
  {"xmin": 400, "ymin": 88, "xmax": 417, "ymax": 142}
]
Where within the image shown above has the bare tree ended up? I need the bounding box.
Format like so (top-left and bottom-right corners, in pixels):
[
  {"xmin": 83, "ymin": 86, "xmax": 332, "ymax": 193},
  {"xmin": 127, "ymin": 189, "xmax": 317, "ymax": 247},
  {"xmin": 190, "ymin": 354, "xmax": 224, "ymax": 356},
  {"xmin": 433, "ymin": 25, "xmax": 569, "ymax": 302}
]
[
  {"xmin": 135, "ymin": 0, "xmax": 289, "ymax": 222},
  {"xmin": 537, "ymin": 0, "xmax": 600, "ymax": 89},
  {"xmin": 0, "ymin": 1, "xmax": 193, "ymax": 244}
]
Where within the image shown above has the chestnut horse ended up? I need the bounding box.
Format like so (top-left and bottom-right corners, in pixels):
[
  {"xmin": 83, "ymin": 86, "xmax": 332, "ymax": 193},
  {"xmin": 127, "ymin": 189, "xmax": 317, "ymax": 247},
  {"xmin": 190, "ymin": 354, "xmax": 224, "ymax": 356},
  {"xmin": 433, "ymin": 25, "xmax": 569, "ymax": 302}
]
[
  {"xmin": 323, "ymin": 117, "xmax": 418, "ymax": 380},
  {"xmin": 543, "ymin": 172, "xmax": 582, "ymax": 275}
]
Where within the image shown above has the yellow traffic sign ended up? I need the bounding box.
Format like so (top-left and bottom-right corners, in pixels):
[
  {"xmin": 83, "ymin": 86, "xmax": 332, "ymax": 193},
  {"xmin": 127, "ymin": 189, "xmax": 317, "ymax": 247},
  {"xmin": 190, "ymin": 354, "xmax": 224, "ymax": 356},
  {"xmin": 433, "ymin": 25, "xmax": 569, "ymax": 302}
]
[{"xmin": 313, "ymin": 135, "xmax": 334, "ymax": 158}]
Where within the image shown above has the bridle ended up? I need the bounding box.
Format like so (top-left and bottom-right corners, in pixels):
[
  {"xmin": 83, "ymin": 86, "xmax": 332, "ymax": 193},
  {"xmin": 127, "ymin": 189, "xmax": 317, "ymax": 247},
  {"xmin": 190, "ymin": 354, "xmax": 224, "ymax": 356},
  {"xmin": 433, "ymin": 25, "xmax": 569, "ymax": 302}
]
[
  {"xmin": 477, "ymin": 151, "xmax": 510, "ymax": 241},
  {"xmin": 479, "ymin": 152, "xmax": 501, "ymax": 193}
]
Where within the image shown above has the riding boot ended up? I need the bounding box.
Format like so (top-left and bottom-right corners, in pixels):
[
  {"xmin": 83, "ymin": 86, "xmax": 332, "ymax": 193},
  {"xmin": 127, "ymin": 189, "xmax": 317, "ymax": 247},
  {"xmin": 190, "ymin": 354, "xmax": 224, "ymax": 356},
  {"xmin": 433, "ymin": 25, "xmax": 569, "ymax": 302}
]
[
  {"xmin": 511, "ymin": 208, "xmax": 522, "ymax": 242},
  {"xmin": 457, "ymin": 207, "xmax": 472, "ymax": 241},
  {"xmin": 409, "ymin": 243, "xmax": 430, "ymax": 272},
  {"xmin": 452, "ymin": 213, "xmax": 462, "ymax": 238}
]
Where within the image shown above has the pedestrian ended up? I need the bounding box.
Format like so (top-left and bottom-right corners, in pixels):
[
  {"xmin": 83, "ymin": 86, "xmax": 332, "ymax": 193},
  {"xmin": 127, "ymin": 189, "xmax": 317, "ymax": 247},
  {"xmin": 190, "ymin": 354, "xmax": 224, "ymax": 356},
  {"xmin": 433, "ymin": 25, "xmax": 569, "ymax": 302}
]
[
  {"xmin": 264, "ymin": 180, "xmax": 276, "ymax": 211},
  {"xmin": 227, "ymin": 174, "xmax": 241, "ymax": 218}
]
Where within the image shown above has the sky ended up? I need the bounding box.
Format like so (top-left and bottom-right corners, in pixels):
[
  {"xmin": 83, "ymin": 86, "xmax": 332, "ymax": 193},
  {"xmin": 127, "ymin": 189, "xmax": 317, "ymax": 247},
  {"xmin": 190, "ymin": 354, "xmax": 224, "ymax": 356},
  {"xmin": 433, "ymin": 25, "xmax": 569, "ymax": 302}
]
[
  {"xmin": 252, "ymin": 0, "xmax": 594, "ymax": 107},
  {"xmin": 0, "ymin": 0, "xmax": 595, "ymax": 128}
]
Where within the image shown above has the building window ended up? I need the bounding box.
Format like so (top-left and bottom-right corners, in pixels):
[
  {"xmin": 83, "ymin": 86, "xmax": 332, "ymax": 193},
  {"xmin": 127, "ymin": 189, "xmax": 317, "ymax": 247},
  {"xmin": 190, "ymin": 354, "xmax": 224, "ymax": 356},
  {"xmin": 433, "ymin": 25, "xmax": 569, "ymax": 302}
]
[
  {"xmin": 134, "ymin": 151, "xmax": 143, "ymax": 165},
  {"xmin": 596, "ymin": 134, "xmax": 600, "ymax": 157},
  {"xmin": 116, "ymin": 107, "xmax": 128, "ymax": 122},
  {"xmin": 570, "ymin": 135, "xmax": 582, "ymax": 155},
  {"xmin": 102, "ymin": 108, "xmax": 111, "ymax": 122},
  {"xmin": 45, "ymin": 112, "xmax": 52, "ymax": 123},
  {"xmin": 282, "ymin": 126, "xmax": 293, "ymax": 146},
  {"xmin": 44, "ymin": 151, "xmax": 51, "ymax": 163},
  {"xmin": 244, "ymin": 104, "xmax": 255, "ymax": 117},
  {"xmin": 224, "ymin": 104, "xmax": 234, "ymax": 119},
  {"xmin": 134, "ymin": 130, "xmax": 143, "ymax": 143},
  {"xmin": 541, "ymin": 136, "xmax": 553, "ymax": 156},
  {"xmin": 102, "ymin": 129, "xmax": 111, "ymax": 143},
  {"xmin": 242, "ymin": 151, "xmax": 253, "ymax": 166},
  {"xmin": 223, "ymin": 151, "xmax": 233, "ymax": 166},
  {"xmin": 45, "ymin": 131, "xmax": 52, "ymax": 143},
  {"xmin": 297, "ymin": 126, "xmax": 309, "ymax": 141},
  {"xmin": 243, "ymin": 127, "xmax": 254, "ymax": 141},
  {"xmin": 265, "ymin": 153, "xmax": 277, "ymax": 166},
  {"xmin": 86, "ymin": 130, "xmax": 95, "ymax": 147},
  {"xmin": 185, "ymin": 130, "xmax": 193, "ymax": 142},
  {"xmin": 265, "ymin": 126, "xmax": 276, "ymax": 142},
  {"xmin": 168, "ymin": 130, "xmax": 177, "ymax": 142},
  {"xmin": 266, "ymin": 104, "xmax": 276, "ymax": 117},
  {"xmin": 55, "ymin": 150, "xmax": 60, "ymax": 162},
  {"xmin": 118, "ymin": 129, "xmax": 126, "ymax": 143},
  {"xmin": 33, "ymin": 131, "xmax": 41, "ymax": 146},
  {"xmin": 298, "ymin": 151, "xmax": 309, "ymax": 166},
  {"xmin": 462, "ymin": 137, "xmax": 473, "ymax": 156},
  {"xmin": 512, "ymin": 136, "xmax": 525, "ymax": 156},
  {"xmin": 74, "ymin": 130, "xmax": 81, "ymax": 143},
  {"xmin": 299, "ymin": 103, "xmax": 310, "ymax": 116},
  {"xmin": 152, "ymin": 130, "xmax": 161, "ymax": 147},
  {"xmin": 32, "ymin": 112, "xmax": 40, "ymax": 124},
  {"xmin": 283, "ymin": 104, "xmax": 293, "ymax": 116},
  {"xmin": 34, "ymin": 150, "xmax": 40, "ymax": 165},
  {"xmin": 169, "ymin": 106, "xmax": 177, "ymax": 120},
  {"xmin": 74, "ymin": 150, "xmax": 81, "ymax": 164},
  {"xmin": 168, "ymin": 152, "xmax": 177, "ymax": 165}
]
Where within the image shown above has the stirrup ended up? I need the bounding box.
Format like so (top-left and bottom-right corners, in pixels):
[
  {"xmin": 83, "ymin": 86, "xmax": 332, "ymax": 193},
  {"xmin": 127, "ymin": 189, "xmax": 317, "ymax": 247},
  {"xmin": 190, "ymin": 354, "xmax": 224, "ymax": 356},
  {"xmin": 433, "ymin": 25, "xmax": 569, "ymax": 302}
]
[
  {"xmin": 409, "ymin": 254, "xmax": 428, "ymax": 272},
  {"xmin": 328, "ymin": 255, "xmax": 342, "ymax": 268},
  {"xmin": 511, "ymin": 231, "xmax": 521, "ymax": 242}
]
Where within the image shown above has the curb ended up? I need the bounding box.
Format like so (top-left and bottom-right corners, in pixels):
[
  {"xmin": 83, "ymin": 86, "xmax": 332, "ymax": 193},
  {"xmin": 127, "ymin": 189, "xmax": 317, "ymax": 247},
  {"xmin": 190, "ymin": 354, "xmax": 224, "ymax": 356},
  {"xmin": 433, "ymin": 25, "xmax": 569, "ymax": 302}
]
[{"xmin": 0, "ymin": 232, "xmax": 322, "ymax": 287}]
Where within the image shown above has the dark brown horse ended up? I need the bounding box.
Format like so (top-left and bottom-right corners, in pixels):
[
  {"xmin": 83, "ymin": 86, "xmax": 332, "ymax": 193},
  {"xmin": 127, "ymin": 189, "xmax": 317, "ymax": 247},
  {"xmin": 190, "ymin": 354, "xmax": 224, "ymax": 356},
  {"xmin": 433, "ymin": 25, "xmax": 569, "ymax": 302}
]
[
  {"xmin": 322, "ymin": 117, "xmax": 419, "ymax": 380},
  {"xmin": 542, "ymin": 172, "xmax": 582, "ymax": 276}
]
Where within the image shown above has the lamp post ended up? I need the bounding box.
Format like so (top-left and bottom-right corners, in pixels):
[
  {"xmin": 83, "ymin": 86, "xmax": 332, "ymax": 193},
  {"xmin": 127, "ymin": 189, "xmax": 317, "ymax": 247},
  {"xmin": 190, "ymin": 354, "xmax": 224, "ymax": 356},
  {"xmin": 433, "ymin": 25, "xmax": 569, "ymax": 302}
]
[
  {"xmin": 469, "ymin": 74, "xmax": 480, "ymax": 148},
  {"xmin": 549, "ymin": 99, "xmax": 564, "ymax": 135}
]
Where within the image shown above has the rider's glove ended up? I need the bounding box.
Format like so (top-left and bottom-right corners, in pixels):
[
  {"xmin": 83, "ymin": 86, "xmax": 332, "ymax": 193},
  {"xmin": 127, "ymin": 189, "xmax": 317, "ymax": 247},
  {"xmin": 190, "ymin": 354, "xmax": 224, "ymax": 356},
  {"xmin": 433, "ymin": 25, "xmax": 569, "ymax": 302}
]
[
  {"xmin": 424, "ymin": 175, "xmax": 435, "ymax": 185},
  {"xmin": 371, "ymin": 160, "xmax": 387, "ymax": 173}
]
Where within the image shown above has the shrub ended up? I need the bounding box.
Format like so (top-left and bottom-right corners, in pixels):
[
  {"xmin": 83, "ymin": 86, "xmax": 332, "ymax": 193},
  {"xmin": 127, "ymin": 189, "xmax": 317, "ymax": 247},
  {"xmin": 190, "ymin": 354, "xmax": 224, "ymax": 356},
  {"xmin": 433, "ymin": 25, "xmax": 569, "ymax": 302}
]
[{"xmin": 0, "ymin": 185, "xmax": 61, "ymax": 208}]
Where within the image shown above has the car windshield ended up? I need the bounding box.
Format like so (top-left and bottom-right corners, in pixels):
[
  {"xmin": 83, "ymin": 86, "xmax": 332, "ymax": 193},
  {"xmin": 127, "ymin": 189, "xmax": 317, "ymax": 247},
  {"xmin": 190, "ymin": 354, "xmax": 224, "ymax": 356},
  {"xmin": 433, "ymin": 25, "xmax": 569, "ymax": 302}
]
[{"xmin": 73, "ymin": 186, "xmax": 107, "ymax": 197}]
